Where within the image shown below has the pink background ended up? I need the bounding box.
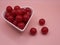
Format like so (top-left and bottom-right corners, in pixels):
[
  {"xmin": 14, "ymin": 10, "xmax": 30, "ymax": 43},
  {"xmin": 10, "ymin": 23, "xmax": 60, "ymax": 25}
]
[{"xmin": 0, "ymin": 0, "xmax": 60, "ymax": 45}]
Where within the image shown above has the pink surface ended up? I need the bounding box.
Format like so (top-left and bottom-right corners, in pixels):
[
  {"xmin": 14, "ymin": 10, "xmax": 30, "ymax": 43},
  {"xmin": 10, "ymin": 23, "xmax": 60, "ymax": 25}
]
[{"xmin": 0, "ymin": 0, "xmax": 60, "ymax": 45}]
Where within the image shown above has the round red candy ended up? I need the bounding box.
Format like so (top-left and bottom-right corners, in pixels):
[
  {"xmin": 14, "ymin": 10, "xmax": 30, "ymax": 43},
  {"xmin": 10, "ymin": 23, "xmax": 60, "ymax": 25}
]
[
  {"xmin": 7, "ymin": 16, "xmax": 14, "ymax": 23},
  {"xmin": 6, "ymin": 6, "xmax": 12, "ymax": 12},
  {"xmin": 16, "ymin": 9, "xmax": 23, "ymax": 15},
  {"xmin": 21, "ymin": 8, "xmax": 27, "ymax": 15},
  {"xmin": 39, "ymin": 19, "xmax": 45, "ymax": 26},
  {"xmin": 30, "ymin": 28, "xmax": 37, "ymax": 35},
  {"xmin": 26, "ymin": 12, "xmax": 31, "ymax": 17},
  {"xmin": 17, "ymin": 22, "xmax": 25, "ymax": 29},
  {"xmin": 15, "ymin": 15, "xmax": 23, "ymax": 22},
  {"xmin": 5, "ymin": 12, "xmax": 10, "ymax": 19},
  {"xmin": 25, "ymin": 7, "xmax": 32, "ymax": 13},
  {"xmin": 23, "ymin": 14, "xmax": 30, "ymax": 22},
  {"xmin": 14, "ymin": 6, "xmax": 20, "ymax": 10},
  {"xmin": 13, "ymin": 21, "xmax": 18, "ymax": 26},
  {"xmin": 11, "ymin": 9, "xmax": 16, "ymax": 17},
  {"xmin": 41, "ymin": 27, "xmax": 48, "ymax": 35}
]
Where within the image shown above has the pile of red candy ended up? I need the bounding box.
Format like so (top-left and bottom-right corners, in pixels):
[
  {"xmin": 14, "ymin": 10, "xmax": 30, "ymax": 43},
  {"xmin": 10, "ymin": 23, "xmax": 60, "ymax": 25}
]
[{"xmin": 5, "ymin": 6, "xmax": 32, "ymax": 29}]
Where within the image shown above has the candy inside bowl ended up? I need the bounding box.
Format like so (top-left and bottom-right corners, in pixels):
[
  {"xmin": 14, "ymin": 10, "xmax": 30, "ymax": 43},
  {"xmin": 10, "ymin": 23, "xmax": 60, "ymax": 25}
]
[{"xmin": 2, "ymin": 6, "xmax": 33, "ymax": 32}]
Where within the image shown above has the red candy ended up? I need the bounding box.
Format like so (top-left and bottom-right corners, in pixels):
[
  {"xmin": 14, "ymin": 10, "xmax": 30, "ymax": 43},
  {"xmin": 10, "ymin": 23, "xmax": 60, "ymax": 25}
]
[
  {"xmin": 11, "ymin": 9, "xmax": 16, "ymax": 17},
  {"xmin": 7, "ymin": 16, "xmax": 14, "ymax": 23},
  {"xmin": 15, "ymin": 15, "xmax": 23, "ymax": 22},
  {"xmin": 14, "ymin": 6, "xmax": 20, "ymax": 10},
  {"xmin": 39, "ymin": 19, "xmax": 45, "ymax": 26},
  {"xmin": 5, "ymin": 12, "xmax": 10, "ymax": 19},
  {"xmin": 26, "ymin": 12, "xmax": 31, "ymax": 17},
  {"xmin": 21, "ymin": 8, "xmax": 27, "ymax": 15},
  {"xmin": 16, "ymin": 9, "xmax": 23, "ymax": 15},
  {"xmin": 41, "ymin": 27, "xmax": 48, "ymax": 35},
  {"xmin": 23, "ymin": 14, "xmax": 30, "ymax": 22},
  {"xmin": 25, "ymin": 7, "xmax": 32, "ymax": 15},
  {"xmin": 6, "ymin": 6, "xmax": 12, "ymax": 12},
  {"xmin": 25, "ymin": 7, "xmax": 32, "ymax": 13},
  {"xmin": 17, "ymin": 22, "xmax": 25, "ymax": 29},
  {"xmin": 30, "ymin": 28, "xmax": 37, "ymax": 35},
  {"xmin": 13, "ymin": 21, "xmax": 18, "ymax": 26}
]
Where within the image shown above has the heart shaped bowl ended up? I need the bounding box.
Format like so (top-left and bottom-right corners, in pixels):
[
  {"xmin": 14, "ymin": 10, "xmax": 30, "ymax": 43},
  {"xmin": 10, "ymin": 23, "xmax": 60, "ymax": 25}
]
[{"xmin": 2, "ymin": 7, "xmax": 33, "ymax": 32}]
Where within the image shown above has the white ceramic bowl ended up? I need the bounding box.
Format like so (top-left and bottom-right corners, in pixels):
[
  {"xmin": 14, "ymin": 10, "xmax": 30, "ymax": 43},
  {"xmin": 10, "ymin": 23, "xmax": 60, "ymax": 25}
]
[{"xmin": 2, "ymin": 9, "xmax": 33, "ymax": 32}]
